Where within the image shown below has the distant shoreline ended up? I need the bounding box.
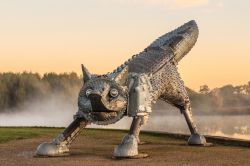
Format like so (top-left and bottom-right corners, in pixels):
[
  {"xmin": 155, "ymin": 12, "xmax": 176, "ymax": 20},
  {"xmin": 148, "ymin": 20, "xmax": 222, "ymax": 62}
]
[{"xmin": 196, "ymin": 107, "xmax": 250, "ymax": 115}]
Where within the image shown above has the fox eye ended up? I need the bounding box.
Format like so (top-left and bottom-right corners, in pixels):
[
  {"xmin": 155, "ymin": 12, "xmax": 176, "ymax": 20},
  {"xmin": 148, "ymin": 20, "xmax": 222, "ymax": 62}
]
[
  {"xmin": 86, "ymin": 89, "xmax": 93, "ymax": 97},
  {"xmin": 110, "ymin": 88, "xmax": 118, "ymax": 98}
]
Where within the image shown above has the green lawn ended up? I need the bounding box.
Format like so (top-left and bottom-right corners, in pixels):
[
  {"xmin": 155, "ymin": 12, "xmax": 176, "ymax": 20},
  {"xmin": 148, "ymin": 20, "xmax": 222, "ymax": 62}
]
[
  {"xmin": 0, "ymin": 127, "xmax": 63, "ymax": 143},
  {"xmin": 0, "ymin": 127, "xmax": 184, "ymax": 145}
]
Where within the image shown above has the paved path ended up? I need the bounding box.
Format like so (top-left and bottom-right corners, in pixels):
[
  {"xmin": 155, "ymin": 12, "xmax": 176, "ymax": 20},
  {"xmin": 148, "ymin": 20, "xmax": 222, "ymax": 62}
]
[{"xmin": 0, "ymin": 130, "xmax": 250, "ymax": 166}]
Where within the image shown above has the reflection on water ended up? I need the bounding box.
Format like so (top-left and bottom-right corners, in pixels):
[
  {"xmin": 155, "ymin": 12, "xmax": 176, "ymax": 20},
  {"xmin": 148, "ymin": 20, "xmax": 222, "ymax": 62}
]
[{"xmin": 92, "ymin": 115, "xmax": 250, "ymax": 140}]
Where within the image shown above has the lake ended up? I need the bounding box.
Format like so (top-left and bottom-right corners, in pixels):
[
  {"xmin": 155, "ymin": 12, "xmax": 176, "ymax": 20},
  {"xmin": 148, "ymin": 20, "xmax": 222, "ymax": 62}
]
[
  {"xmin": 1, "ymin": 110, "xmax": 249, "ymax": 140},
  {"xmin": 96, "ymin": 114, "xmax": 250, "ymax": 140}
]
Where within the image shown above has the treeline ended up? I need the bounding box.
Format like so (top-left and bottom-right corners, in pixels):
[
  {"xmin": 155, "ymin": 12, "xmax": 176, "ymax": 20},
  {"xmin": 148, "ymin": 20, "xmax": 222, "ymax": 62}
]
[
  {"xmin": 190, "ymin": 84, "xmax": 250, "ymax": 115},
  {"xmin": 0, "ymin": 72, "xmax": 250, "ymax": 114},
  {"xmin": 0, "ymin": 72, "xmax": 82, "ymax": 112}
]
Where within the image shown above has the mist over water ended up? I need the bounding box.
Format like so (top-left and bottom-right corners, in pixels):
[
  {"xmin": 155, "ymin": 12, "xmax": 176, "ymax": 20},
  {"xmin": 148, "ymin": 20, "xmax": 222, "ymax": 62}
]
[
  {"xmin": 0, "ymin": 97, "xmax": 250, "ymax": 140},
  {"xmin": 0, "ymin": 95, "xmax": 77, "ymax": 127}
]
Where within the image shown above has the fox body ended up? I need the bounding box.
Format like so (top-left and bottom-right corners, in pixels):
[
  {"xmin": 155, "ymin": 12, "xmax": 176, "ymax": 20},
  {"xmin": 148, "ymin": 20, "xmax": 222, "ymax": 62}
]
[{"xmin": 36, "ymin": 20, "xmax": 207, "ymax": 158}]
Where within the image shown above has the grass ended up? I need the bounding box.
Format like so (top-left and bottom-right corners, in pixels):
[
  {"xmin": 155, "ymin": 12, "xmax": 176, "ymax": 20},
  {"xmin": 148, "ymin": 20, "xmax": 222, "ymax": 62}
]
[
  {"xmin": 0, "ymin": 127, "xmax": 181, "ymax": 144},
  {"xmin": 0, "ymin": 127, "xmax": 248, "ymax": 151},
  {"xmin": 0, "ymin": 127, "xmax": 63, "ymax": 143}
]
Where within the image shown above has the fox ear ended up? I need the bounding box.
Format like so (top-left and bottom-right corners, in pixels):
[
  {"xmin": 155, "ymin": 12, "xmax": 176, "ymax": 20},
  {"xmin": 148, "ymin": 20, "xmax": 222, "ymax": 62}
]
[
  {"xmin": 81, "ymin": 64, "xmax": 91, "ymax": 83},
  {"xmin": 113, "ymin": 66, "xmax": 128, "ymax": 86}
]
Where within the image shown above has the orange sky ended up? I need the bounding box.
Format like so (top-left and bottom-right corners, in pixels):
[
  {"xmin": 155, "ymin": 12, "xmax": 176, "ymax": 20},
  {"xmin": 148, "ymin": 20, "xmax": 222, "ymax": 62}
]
[{"xmin": 0, "ymin": 0, "xmax": 249, "ymax": 91}]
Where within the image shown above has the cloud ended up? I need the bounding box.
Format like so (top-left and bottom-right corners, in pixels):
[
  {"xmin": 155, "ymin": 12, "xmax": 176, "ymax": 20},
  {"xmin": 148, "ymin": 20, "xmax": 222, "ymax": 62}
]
[
  {"xmin": 113, "ymin": 0, "xmax": 224, "ymax": 10},
  {"xmin": 203, "ymin": 0, "xmax": 224, "ymax": 13},
  {"xmin": 143, "ymin": 0, "xmax": 209, "ymax": 9}
]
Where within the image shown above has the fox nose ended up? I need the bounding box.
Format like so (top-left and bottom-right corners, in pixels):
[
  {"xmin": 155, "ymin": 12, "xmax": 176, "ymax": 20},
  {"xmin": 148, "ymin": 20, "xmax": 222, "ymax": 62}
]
[
  {"xmin": 88, "ymin": 92, "xmax": 102, "ymax": 101},
  {"xmin": 88, "ymin": 93, "xmax": 107, "ymax": 111}
]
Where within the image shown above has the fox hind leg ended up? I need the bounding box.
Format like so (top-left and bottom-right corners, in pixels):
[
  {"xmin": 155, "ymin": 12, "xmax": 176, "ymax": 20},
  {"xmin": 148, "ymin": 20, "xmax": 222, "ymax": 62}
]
[
  {"xmin": 160, "ymin": 64, "xmax": 206, "ymax": 145},
  {"xmin": 180, "ymin": 99, "xmax": 207, "ymax": 145}
]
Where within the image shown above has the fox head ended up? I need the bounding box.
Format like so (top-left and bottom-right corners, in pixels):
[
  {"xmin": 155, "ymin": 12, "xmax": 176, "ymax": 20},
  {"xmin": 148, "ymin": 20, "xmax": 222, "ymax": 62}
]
[{"xmin": 78, "ymin": 65, "xmax": 128, "ymax": 125}]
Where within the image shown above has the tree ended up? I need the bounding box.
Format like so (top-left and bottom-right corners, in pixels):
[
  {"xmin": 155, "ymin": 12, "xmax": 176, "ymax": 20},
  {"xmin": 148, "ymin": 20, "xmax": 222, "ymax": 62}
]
[{"xmin": 199, "ymin": 85, "xmax": 210, "ymax": 94}]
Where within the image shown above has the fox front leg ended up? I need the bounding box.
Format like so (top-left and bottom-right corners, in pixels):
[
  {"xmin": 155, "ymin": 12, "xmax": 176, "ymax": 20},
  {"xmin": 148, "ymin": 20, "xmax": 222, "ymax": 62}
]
[
  {"xmin": 113, "ymin": 116, "xmax": 147, "ymax": 158},
  {"xmin": 113, "ymin": 73, "xmax": 151, "ymax": 158},
  {"xmin": 112, "ymin": 113, "xmax": 149, "ymax": 158},
  {"xmin": 36, "ymin": 117, "xmax": 89, "ymax": 157}
]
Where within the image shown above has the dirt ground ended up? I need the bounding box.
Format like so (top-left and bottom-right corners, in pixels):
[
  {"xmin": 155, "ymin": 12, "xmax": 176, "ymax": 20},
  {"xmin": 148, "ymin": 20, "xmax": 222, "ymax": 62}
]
[{"xmin": 0, "ymin": 129, "xmax": 250, "ymax": 166}]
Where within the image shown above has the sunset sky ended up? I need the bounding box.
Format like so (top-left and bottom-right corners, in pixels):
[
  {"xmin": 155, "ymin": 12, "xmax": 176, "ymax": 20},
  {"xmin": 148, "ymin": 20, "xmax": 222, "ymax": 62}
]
[{"xmin": 0, "ymin": 0, "xmax": 249, "ymax": 91}]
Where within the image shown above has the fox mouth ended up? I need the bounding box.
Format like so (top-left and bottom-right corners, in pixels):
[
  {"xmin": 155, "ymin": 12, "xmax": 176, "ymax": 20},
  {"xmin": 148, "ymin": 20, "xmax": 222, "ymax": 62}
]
[
  {"xmin": 88, "ymin": 93, "xmax": 118, "ymax": 113},
  {"xmin": 86, "ymin": 93, "xmax": 126, "ymax": 122}
]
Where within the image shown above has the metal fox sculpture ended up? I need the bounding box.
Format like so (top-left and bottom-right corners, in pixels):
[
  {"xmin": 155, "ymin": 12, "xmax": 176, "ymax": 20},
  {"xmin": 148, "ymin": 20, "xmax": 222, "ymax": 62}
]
[{"xmin": 36, "ymin": 20, "xmax": 207, "ymax": 158}]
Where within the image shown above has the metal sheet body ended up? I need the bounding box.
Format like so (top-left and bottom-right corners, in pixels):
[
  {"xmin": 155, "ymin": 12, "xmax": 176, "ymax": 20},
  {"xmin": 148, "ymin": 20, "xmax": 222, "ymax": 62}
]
[{"xmin": 107, "ymin": 20, "xmax": 199, "ymax": 110}]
